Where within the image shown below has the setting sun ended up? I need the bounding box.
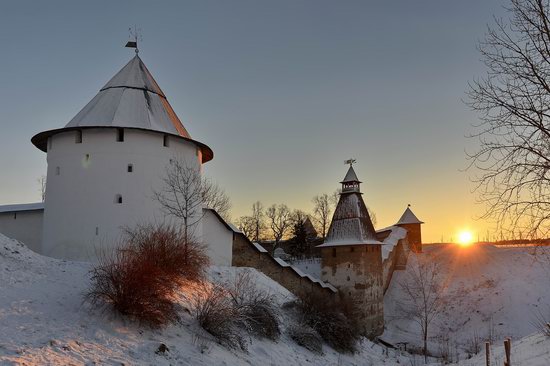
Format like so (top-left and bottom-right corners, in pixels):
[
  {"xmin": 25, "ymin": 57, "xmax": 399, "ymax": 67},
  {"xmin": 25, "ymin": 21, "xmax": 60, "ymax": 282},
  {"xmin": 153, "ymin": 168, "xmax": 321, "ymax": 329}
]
[{"xmin": 457, "ymin": 231, "xmax": 474, "ymax": 246}]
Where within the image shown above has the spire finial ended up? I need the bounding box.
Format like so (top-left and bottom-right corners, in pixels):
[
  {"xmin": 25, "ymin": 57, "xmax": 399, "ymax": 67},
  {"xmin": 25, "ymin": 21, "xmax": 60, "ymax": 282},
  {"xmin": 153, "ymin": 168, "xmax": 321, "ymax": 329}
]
[
  {"xmin": 344, "ymin": 158, "xmax": 356, "ymax": 167},
  {"xmin": 408, "ymin": 203, "xmax": 411, "ymax": 207},
  {"xmin": 125, "ymin": 26, "xmax": 142, "ymax": 54}
]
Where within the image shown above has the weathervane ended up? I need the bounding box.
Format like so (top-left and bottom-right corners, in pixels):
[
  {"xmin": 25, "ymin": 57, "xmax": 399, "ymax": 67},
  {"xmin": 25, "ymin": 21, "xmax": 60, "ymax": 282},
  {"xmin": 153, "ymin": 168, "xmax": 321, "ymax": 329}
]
[
  {"xmin": 125, "ymin": 26, "xmax": 142, "ymax": 54},
  {"xmin": 344, "ymin": 158, "xmax": 356, "ymax": 167}
]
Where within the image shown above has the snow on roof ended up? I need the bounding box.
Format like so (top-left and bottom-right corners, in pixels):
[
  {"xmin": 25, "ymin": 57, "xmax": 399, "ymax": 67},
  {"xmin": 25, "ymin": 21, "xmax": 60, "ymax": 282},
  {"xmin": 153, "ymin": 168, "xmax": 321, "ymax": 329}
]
[
  {"xmin": 227, "ymin": 223, "xmax": 242, "ymax": 233},
  {"xmin": 274, "ymin": 257, "xmax": 290, "ymax": 267},
  {"xmin": 31, "ymin": 55, "xmax": 213, "ymax": 162},
  {"xmin": 396, "ymin": 206, "xmax": 424, "ymax": 225},
  {"xmin": 380, "ymin": 226, "xmax": 407, "ymax": 261},
  {"xmin": 341, "ymin": 165, "xmax": 361, "ymax": 183},
  {"xmin": 0, "ymin": 202, "xmax": 44, "ymax": 213},
  {"xmin": 252, "ymin": 242, "xmax": 268, "ymax": 253}
]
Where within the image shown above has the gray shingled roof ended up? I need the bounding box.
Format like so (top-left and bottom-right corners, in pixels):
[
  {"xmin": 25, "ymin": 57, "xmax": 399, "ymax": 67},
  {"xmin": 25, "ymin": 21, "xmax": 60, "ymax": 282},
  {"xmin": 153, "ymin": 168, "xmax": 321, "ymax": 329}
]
[
  {"xmin": 319, "ymin": 167, "xmax": 381, "ymax": 247},
  {"xmin": 31, "ymin": 55, "xmax": 213, "ymax": 162}
]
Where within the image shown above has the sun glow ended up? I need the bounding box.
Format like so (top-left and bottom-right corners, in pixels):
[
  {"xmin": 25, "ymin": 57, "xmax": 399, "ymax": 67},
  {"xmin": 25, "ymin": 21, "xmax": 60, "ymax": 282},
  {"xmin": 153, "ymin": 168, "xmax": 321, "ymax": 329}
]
[{"xmin": 457, "ymin": 230, "xmax": 474, "ymax": 246}]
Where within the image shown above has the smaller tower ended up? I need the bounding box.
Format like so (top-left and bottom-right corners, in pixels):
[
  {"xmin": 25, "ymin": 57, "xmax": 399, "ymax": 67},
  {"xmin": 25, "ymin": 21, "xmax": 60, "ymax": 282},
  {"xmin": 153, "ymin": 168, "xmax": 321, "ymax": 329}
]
[
  {"xmin": 318, "ymin": 162, "xmax": 384, "ymax": 338},
  {"xmin": 396, "ymin": 205, "xmax": 424, "ymax": 253}
]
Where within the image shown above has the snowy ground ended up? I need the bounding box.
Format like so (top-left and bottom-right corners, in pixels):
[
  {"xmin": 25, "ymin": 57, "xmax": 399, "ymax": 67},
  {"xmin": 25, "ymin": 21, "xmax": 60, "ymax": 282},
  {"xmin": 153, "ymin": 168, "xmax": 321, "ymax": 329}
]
[
  {"xmin": 0, "ymin": 233, "xmax": 409, "ymax": 365},
  {"xmin": 3, "ymin": 233, "xmax": 550, "ymax": 365},
  {"xmin": 383, "ymin": 243, "xmax": 550, "ymax": 363}
]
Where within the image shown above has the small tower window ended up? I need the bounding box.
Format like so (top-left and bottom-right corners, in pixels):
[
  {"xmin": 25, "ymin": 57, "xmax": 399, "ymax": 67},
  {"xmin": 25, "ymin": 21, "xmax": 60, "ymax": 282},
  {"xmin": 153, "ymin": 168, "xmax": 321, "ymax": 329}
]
[
  {"xmin": 95, "ymin": 227, "xmax": 99, "ymax": 236},
  {"xmin": 116, "ymin": 128, "xmax": 124, "ymax": 142},
  {"xmin": 127, "ymin": 164, "xmax": 133, "ymax": 173},
  {"xmin": 75, "ymin": 130, "xmax": 82, "ymax": 144},
  {"xmin": 163, "ymin": 135, "xmax": 169, "ymax": 147},
  {"xmin": 55, "ymin": 167, "xmax": 60, "ymax": 176},
  {"xmin": 332, "ymin": 248, "xmax": 336, "ymax": 257},
  {"xmin": 13, "ymin": 212, "xmax": 17, "ymax": 220},
  {"xmin": 114, "ymin": 194, "xmax": 122, "ymax": 204},
  {"xmin": 350, "ymin": 247, "xmax": 354, "ymax": 252}
]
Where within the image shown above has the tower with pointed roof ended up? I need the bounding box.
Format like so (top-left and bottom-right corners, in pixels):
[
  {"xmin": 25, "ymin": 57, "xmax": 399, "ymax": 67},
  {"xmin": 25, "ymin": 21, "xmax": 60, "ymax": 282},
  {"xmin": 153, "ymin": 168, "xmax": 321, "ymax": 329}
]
[
  {"xmin": 395, "ymin": 205, "xmax": 424, "ymax": 253},
  {"xmin": 33, "ymin": 54, "xmax": 213, "ymax": 260},
  {"xmin": 317, "ymin": 164, "xmax": 384, "ymax": 338}
]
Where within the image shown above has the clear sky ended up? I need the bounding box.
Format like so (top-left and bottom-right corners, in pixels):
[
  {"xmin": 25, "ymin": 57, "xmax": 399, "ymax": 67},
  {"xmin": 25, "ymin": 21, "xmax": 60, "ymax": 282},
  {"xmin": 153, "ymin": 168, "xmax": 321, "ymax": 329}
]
[{"xmin": 0, "ymin": 0, "xmax": 507, "ymax": 242}]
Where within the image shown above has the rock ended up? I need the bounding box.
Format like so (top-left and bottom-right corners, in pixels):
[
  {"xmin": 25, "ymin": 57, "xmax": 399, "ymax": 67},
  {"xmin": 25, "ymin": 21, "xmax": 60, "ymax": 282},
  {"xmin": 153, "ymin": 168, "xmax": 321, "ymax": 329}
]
[{"xmin": 155, "ymin": 343, "xmax": 169, "ymax": 354}]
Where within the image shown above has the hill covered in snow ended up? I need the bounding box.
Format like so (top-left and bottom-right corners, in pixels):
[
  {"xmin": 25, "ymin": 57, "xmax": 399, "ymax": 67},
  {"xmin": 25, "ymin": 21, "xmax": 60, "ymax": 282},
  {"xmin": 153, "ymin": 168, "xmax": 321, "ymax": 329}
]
[
  {"xmin": 0, "ymin": 233, "xmax": 407, "ymax": 365},
  {"xmin": 384, "ymin": 243, "xmax": 550, "ymax": 362}
]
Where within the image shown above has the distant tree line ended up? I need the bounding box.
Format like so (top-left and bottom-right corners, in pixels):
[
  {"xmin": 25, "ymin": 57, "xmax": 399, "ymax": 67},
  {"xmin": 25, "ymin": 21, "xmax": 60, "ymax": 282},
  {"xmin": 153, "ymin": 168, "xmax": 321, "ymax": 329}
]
[{"xmin": 235, "ymin": 190, "xmax": 377, "ymax": 257}]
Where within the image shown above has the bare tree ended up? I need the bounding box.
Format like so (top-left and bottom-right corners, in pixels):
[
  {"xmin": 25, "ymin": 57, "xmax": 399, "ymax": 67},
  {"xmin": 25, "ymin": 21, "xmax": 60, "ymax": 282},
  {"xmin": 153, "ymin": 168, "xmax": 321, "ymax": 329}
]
[
  {"xmin": 397, "ymin": 255, "xmax": 445, "ymax": 363},
  {"xmin": 251, "ymin": 201, "xmax": 265, "ymax": 242},
  {"xmin": 312, "ymin": 194, "xmax": 332, "ymax": 239},
  {"xmin": 266, "ymin": 204, "xmax": 291, "ymax": 252},
  {"xmin": 236, "ymin": 215, "xmax": 256, "ymax": 240},
  {"xmin": 467, "ymin": 0, "xmax": 550, "ymax": 238},
  {"xmin": 153, "ymin": 159, "xmax": 231, "ymax": 241},
  {"xmin": 202, "ymin": 177, "xmax": 232, "ymax": 221},
  {"xmin": 37, "ymin": 175, "xmax": 46, "ymax": 202}
]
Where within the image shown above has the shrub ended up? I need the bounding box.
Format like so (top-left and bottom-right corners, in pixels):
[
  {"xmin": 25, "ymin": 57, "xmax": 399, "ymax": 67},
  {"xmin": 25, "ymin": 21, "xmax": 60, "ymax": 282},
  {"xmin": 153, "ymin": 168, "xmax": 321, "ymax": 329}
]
[
  {"xmin": 86, "ymin": 224, "xmax": 210, "ymax": 327},
  {"xmin": 86, "ymin": 247, "xmax": 177, "ymax": 328},
  {"xmin": 193, "ymin": 283, "xmax": 246, "ymax": 350},
  {"xmin": 193, "ymin": 270, "xmax": 280, "ymax": 349},
  {"xmin": 293, "ymin": 292, "xmax": 361, "ymax": 353},
  {"xmin": 288, "ymin": 324, "xmax": 323, "ymax": 354},
  {"xmin": 123, "ymin": 224, "xmax": 210, "ymax": 283},
  {"xmin": 228, "ymin": 271, "xmax": 280, "ymax": 340}
]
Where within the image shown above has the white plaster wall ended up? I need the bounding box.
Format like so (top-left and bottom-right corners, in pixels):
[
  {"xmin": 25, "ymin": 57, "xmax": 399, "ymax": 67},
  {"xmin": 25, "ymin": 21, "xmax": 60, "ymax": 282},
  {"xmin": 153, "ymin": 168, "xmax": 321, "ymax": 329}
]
[
  {"xmin": 0, "ymin": 210, "xmax": 43, "ymax": 253},
  {"xmin": 42, "ymin": 128, "xmax": 202, "ymax": 261},
  {"xmin": 202, "ymin": 209, "xmax": 233, "ymax": 266}
]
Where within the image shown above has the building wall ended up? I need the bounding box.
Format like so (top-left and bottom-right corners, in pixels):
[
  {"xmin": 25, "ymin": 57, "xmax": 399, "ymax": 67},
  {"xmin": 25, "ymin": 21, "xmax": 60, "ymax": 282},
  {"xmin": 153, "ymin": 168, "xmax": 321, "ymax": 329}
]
[
  {"xmin": 320, "ymin": 245, "xmax": 384, "ymax": 338},
  {"xmin": 0, "ymin": 210, "xmax": 43, "ymax": 253},
  {"xmin": 42, "ymin": 128, "xmax": 202, "ymax": 261},
  {"xmin": 202, "ymin": 209, "xmax": 233, "ymax": 266}
]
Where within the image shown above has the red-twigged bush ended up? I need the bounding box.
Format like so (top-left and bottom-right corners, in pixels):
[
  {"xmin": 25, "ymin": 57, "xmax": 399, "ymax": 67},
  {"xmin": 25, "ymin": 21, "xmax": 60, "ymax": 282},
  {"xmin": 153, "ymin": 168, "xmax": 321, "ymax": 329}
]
[
  {"xmin": 86, "ymin": 225, "xmax": 210, "ymax": 328},
  {"xmin": 123, "ymin": 224, "xmax": 210, "ymax": 283}
]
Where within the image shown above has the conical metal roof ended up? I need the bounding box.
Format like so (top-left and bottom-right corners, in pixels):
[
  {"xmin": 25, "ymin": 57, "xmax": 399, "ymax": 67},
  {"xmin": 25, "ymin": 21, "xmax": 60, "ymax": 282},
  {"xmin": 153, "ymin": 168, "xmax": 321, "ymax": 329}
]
[
  {"xmin": 396, "ymin": 206, "xmax": 424, "ymax": 225},
  {"xmin": 341, "ymin": 165, "xmax": 361, "ymax": 183},
  {"xmin": 32, "ymin": 55, "xmax": 213, "ymax": 162}
]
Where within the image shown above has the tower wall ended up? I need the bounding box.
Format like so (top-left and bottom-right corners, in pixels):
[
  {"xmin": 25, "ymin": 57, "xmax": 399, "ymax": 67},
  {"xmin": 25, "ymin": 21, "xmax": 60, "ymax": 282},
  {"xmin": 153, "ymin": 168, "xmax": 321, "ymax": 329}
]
[
  {"xmin": 397, "ymin": 223, "xmax": 422, "ymax": 253},
  {"xmin": 42, "ymin": 128, "xmax": 202, "ymax": 261},
  {"xmin": 320, "ymin": 245, "xmax": 384, "ymax": 338}
]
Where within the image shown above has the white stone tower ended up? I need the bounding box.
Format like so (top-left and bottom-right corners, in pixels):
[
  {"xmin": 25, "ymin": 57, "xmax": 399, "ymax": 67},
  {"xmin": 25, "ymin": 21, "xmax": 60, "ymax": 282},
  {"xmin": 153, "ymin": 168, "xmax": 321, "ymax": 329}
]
[{"xmin": 31, "ymin": 54, "xmax": 213, "ymax": 260}]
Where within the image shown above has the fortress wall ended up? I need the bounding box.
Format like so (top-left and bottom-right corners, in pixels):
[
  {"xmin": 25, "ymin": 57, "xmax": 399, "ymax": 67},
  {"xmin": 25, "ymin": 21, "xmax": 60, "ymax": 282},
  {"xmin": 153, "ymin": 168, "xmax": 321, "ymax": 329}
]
[{"xmin": 232, "ymin": 232, "xmax": 337, "ymax": 299}]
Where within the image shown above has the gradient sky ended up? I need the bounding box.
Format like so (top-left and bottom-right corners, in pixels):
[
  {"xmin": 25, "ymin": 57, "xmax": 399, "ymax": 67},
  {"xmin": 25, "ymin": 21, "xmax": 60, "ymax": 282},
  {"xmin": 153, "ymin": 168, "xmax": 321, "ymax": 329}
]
[{"xmin": 0, "ymin": 0, "xmax": 508, "ymax": 242}]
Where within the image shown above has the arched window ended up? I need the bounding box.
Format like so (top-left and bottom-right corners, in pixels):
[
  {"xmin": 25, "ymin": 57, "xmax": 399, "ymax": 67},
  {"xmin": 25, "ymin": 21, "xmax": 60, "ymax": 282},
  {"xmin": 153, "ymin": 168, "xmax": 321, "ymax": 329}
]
[
  {"xmin": 114, "ymin": 194, "xmax": 122, "ymax": 204},
  {"xmin": 55, "ymin": 167, "xmax": 60, "ymax": 176},
  {"xmin": 332, "ymin": 248, "xmax": 336, "ymax": 257},
  {"xmin": 163, "ymin": 135, "xmax": 169, "ymax": 147},
  {"xmin": 75, "ymin": 130, "xmax": 82, "ymax": 144},
  {"xmin": 127, "ymin": 164, "xmax": 133, "ymax": 173}
]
